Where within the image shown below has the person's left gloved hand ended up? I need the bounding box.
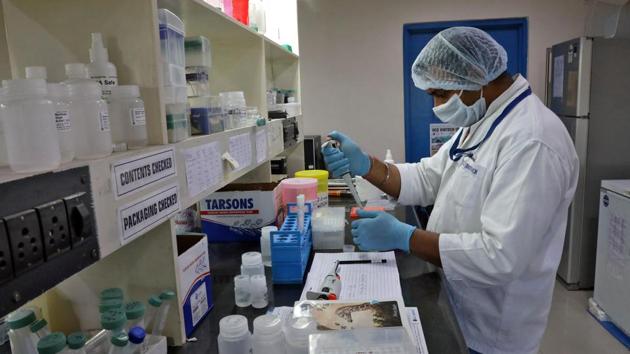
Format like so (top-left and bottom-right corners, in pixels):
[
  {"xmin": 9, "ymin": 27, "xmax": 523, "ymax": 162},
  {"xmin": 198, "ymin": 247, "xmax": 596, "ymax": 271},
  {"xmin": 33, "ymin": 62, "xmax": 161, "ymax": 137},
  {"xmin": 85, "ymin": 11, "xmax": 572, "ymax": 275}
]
[{"xmin": 351, "ymin": 210, "xmax": 416, "ymax": 253}]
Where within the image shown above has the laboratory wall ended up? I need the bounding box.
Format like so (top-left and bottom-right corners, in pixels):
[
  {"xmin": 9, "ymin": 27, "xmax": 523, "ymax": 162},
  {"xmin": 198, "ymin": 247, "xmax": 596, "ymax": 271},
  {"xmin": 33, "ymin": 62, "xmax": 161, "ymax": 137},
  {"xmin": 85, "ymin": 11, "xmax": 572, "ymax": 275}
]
[{"xmin": 297, "ymin": 0, "xmax": 589, "ymax": 161}]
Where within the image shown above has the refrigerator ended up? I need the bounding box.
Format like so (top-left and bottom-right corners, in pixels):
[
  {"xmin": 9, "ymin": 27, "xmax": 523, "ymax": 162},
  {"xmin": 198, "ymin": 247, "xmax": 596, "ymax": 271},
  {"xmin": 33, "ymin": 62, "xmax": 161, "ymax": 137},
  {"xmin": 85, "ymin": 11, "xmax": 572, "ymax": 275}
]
[
  {"xmin": 546, "ymin": 37, "xmax": 630, "ymax": 289},
  {"xmin": 594, "ymin": 180, "xmax": 630, "ymax": 336}
]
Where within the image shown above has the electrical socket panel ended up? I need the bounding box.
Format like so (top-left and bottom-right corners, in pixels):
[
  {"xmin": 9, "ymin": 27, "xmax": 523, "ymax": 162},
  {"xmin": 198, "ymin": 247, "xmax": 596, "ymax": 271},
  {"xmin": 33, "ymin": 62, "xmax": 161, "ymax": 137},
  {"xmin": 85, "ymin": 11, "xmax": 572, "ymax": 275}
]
[
  {"xmin": 36, "ymin": 200, "xmax": 71, "ymax": 260},
  {"xmin": 4, "ymin": 209, "xmax": 45, "ymax": 276},
  {"xmin": 0, "ymin": 220, "xmax": 13, "ymax": 285}
]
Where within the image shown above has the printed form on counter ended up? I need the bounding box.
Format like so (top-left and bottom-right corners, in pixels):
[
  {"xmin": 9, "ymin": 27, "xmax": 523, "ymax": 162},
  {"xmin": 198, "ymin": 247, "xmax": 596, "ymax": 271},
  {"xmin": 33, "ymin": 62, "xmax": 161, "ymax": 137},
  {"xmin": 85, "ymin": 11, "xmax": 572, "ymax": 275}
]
[
  {"xmin": 228, "ymin": 133, "xmax": 252, "ymax": 171},
  {"xmin": 255, "ymin": 128, "xmax": 268, "ymax": 164},
  {"xmin": 182, "ymin": 141, "xmax": 223, "ymax": 198}
]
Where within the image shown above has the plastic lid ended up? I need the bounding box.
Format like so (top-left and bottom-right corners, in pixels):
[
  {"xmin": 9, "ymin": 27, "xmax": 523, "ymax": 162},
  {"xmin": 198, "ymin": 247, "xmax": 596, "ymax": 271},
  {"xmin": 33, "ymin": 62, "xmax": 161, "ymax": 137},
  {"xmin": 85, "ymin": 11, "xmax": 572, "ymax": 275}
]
[
  {"xmin": 219, "ymin": 315, "xmax": 249, "ymax": 338},
  {"xmin": 124, "ymin": 301, "xmax": 146, "ymax": 320},
  {"xmin": 111, "ymin": 333, "xmax": 129, "ymax": 347},
  {"xmin": 7, "ymin": 309, "xmax": 36, "ymax": 330},
  {"xmin": 253, "ymin": 314, "xmax": 282, "ymax": 337},
  {"xmin": 37, "ymin": 332, "xmax": 66, "ymax": 354},
  {"xmin": 184, "ymin": 36, "xmax": 209, "ymax": 51},
  {"xmin": 25, "ymin": 66, "xmax": 47, "ymax": 80},
  {"xmin": 295, "ymin": 170, "xmax": 329, "ymax": 181},
  {"xmin": 100, "ymin": 288, "xmax": 124, "ymax": 301},
  {"xmin": 159, "ymin": 290, "xmax": 176, "ymax": 301},
  {"xmin": 66, "ymin": 80, "xmax": 101, "ymax": 98},
  {"xmin": 241, "ymin": 252, "xmax": 262, "ymax": 266},
  {"xmin": 158, "ymin": 8, "xmax": 185, "ymax": 34},
  {"xmin": 89, "ymin": 32, "xmax": 109, "ymax": 62},
  {"xmin": 66, "ymin": 332, "xmax": 87, "ymax": 349},
  {"xmin": 30, "ymin": 318, "xmax": 48, "ymax": 333},
  {"xmin": 99, "ymin": 299, "xmax": 124, "ymax": 313},
  {"xmin": 65, "ymin": 63, "xmax": 89, "ymax": 79},
  {"xmin": 281, "ymin": 177, "xmax": 318, "ymax": 189},
  {"xmin": 101, "ymin": 309, "xmax": 127, "ymax": 330},
  {"xmin": 110, "ymin": 85, "xmax": 140, "ymax": 99},
  {"xmin": 148, "ymin": 295, "xmax": 163, "ymax": 307},
  {"xmin": 128, "ymin": 326, "xmax": 146, "ymax": 344},
  {"xmin": 5, "ymin": 79, "xmax": 47, "ymax": 98}
]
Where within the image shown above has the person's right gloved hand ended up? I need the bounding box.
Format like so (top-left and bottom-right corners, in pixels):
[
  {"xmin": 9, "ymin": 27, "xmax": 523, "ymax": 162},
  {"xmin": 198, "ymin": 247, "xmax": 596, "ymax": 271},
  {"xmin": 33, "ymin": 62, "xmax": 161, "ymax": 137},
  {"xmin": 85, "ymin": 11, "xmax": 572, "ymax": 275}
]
[{"xmin": 321, "ymin": 131, "xmax": 371, "ymax": 178}]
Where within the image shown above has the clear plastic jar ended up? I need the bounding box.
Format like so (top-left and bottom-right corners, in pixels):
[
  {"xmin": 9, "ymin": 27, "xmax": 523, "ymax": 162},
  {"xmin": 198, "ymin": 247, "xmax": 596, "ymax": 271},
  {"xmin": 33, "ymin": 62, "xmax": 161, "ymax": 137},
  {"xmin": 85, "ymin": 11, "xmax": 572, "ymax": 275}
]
[
  {"xmin": 252, "ymin": 314, "xmax": 285, "ymax": 354},
  {"xmin": 220, "ymin": 91, "xmax": 246, "ymax": 130},
  {"xmin": 64, "ymin": 63, "xmax": 112, "ymax": 159},
  {"xmin": 3, "ymin": 79, "xmax": 61, "ymax": 173},
  {"xmin": 166, "ymin": 103, "xmax": 190, "ymax": 143},
  {"xmin": 233, "ymin": 275, "xmax": 251, "ymax": 308},
  {"xmin": 108, "ymin": 85, "xmax": 148, "ymax": 150},
  {"xmin": 7, "ymin": 309, "xmax": 37, "ymax": 354},
  {"xmin": 48, "ymin": 83, "xmax": 75, "ymax": 163},
  {"xmin": 218, "ymin": 315, "xmax": 252, "ymax": 354}
]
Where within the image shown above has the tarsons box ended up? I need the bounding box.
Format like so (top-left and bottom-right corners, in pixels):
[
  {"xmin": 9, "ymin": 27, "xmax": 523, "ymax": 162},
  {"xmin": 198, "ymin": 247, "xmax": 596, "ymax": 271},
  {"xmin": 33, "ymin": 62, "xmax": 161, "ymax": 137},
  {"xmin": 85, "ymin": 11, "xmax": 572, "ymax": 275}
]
[{"xmin": 200, "ymin": 183, "xmax": 281, "ymax": 242}]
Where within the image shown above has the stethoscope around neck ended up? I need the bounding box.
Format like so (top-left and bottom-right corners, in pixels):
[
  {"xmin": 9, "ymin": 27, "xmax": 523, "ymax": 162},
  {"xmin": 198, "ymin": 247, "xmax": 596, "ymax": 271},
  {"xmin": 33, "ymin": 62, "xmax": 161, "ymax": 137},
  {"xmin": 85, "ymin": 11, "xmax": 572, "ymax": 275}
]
[{"xmin": 448, "ymin": 87, "xmax": 532, "ymax": 162}]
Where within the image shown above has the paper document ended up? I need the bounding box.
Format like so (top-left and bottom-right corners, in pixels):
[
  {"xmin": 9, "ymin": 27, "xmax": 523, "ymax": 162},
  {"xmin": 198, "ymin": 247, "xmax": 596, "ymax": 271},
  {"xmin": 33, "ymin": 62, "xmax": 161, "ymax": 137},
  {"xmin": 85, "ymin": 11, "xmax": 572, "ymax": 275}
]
[
  {"xmin": 406, "ymin": 307, "xmax": 429, "ymax": 354},
  {"xmin": 301, "ymin": 251, "xmax": 402, "ymax": 301},
  {"xmin": 255, "ymin": 129, "xmax": 268, "ymax": 164},
  {"xmin": 228, "ymin": 133, "xmax": 252, "ymax": 171},
  {"xmin": 182, "ymin": 142, "xmax": 223, "ymax": 198}
]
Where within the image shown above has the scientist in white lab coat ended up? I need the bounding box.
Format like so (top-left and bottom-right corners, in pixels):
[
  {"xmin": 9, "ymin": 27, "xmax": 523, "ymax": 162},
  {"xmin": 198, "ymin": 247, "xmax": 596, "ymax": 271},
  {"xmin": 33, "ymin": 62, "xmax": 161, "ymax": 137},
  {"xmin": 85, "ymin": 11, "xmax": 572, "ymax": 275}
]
[{"xmin": 322, "ymin": 27, "xmax": 578, "ymax": 354}]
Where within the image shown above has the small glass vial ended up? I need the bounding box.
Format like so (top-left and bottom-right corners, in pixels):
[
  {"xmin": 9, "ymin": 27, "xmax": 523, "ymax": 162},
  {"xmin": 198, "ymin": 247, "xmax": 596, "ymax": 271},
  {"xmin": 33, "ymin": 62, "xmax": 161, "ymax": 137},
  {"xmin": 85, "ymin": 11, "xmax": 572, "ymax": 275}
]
[
  {"xmin": 107, "ymin": 333, "xmax": 128, "ymax": 354},
  {"xmin": 108, "ymin": 85, "xmax": 148, "ymax": 150},
  {"xmin": 151, "ymin": 290, "xmax": 175, "ymax": 336},
  {"xmin": 3, "ymin": 79, "xmax": 61, "ymax": 173},
  {"xmin": 48, "ymin": 83, "xmax": 75, "ymax": 163},
  {"xmin": 36, "ymin": 332, "xmax": 67, "ymax": 354},
  {"xmin": 124, "ymin": 301, "xmax": 145, "ymax": 330},
  {"xmin": 66, "ymin": 332, "xmax": 87, "ymax": 354},
  {"xmin": 234, "ymin": 275, "xmax": 251, "ymax": 308},
  {"xmin": 7, "ymin": 309, "xmax": 38, "ymax": 354},
  {"xmin": 29, "ymin": 319, "xmax": 50, "ymax": 339},
  {"xmin": 64, "ymin": 63, "xmax": 112, "ymax": 160}
]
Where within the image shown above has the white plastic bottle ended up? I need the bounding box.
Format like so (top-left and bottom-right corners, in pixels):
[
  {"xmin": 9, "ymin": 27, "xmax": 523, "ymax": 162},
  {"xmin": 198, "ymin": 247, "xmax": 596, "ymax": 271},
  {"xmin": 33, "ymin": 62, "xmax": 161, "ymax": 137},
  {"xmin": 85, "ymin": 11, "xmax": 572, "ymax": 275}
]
[
  {"xmin": 3, "ymin": 79, "xmax": 61, "ymax": 173},
  {"xmin": 64, "ymin": 63, "xmax": 113, "ymax": 159},
  {"xmin": 107, "ymin": 334, "xmax": 128, "ymax": 354},
  {"xmin": 284, "ymin": 317, "xmax": 316, "ymax": 354},
  {"xmin": 7, "ymin": 309, "xmax": 38, "ymax": 354},
  {"xmin": 240, "ymin": 252, "xmax": 264, "ymax": 277},
  {"xmin": 108, "ymin": 85, "xmax": 148, "ymax": 150},
  {"xmin": 36, "ymin": 332, "xmax": 67, "ymax": 354},
  {"xmin": 66, "ymin": 332, "xmax": 88, "ymax": 354},
  {"xmin": 87, "ymin": 33, "xmax": 118, "ymax": 100},
  {"xmin": 48, "ymin": 83, "xmax": 75, "ymax": 163},
  {"xmin": 217, "ymin": 315, "xmax": 252, "ymax": 354},
  {"xmin": 260, "ymin": 226, "xmax": 277, "ymax": 267},
  {"xmin": 253, "ymin": 314, "xmax": 286, "ymax": 354},
  {"xmin": 233, "ymin": 275, "xmax": 251, "ymax": 308},
  {"xmin": 250, "ymin": 274, "xmax": 268, "ymax": 309}
]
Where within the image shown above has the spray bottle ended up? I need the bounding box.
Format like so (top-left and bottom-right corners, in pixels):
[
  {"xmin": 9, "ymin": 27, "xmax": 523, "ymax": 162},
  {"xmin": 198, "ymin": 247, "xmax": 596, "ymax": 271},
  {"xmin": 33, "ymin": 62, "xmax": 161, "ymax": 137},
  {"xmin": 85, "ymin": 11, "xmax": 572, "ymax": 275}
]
[{"xmin": 87, "ymin": 33, "xmax": 118, "ymax": 100}]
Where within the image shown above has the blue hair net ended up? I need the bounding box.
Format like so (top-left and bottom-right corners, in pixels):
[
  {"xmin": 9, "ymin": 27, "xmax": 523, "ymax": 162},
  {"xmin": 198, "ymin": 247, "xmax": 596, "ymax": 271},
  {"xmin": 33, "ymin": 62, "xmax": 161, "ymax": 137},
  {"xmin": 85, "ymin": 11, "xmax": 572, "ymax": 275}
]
[{"xmin": 411, "ymin": 27, "xmax": 508, "ymax": 91}]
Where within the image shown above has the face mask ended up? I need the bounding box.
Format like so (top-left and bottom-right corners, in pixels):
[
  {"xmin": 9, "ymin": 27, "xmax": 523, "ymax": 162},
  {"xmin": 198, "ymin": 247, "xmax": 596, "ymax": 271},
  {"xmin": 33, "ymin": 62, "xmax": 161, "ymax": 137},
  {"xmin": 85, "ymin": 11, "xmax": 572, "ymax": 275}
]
[{"xmin": 432, "ymin": 89, "xmax": 487, "ymax": 127}]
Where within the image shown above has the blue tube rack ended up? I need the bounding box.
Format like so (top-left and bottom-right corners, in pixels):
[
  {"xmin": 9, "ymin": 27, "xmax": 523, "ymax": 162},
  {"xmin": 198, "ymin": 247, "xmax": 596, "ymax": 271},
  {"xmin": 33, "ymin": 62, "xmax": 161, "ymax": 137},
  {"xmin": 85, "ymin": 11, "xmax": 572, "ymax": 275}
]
[{"xmin": 270, "ymin": 202, "xmax": 313, "ymax": 284}]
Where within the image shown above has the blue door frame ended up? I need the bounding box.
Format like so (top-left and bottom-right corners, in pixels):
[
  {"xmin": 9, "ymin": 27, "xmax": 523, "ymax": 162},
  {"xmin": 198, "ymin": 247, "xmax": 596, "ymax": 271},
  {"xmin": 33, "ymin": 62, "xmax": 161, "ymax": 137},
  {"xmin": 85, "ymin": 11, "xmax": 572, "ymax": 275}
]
[{"xmin": 403, "ymin": 18, "xmax": 528, "ymax": 162}]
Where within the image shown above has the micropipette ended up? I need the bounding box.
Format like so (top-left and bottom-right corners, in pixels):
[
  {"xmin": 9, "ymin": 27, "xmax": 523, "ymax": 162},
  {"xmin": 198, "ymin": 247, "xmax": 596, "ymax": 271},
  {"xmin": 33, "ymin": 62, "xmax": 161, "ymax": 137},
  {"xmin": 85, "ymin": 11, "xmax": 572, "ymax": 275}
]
[{"xmin": 321, "ymin": 140, "xmax": 364, "ymax": 208}]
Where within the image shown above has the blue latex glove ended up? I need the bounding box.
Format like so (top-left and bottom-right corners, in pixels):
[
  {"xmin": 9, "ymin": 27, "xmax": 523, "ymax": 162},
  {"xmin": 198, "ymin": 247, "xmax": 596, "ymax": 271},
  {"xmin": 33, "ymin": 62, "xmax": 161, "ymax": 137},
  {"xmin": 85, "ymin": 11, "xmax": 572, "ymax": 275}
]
[
  {"xmin": 321, "ymin": 131, "xmax": 371, "ymax": 178},
  {"xmin": 351, "ymin": 210, "xmax": 416, "ymax": 253}
]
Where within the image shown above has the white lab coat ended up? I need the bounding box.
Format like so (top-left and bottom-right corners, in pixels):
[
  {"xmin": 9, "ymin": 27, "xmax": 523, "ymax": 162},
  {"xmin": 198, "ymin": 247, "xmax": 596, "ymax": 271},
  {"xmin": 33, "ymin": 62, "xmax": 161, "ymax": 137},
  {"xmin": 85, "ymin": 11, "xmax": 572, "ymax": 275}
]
[{"xmin": 396, "ymin": 75, "xmax": 578, "ymax": 354}]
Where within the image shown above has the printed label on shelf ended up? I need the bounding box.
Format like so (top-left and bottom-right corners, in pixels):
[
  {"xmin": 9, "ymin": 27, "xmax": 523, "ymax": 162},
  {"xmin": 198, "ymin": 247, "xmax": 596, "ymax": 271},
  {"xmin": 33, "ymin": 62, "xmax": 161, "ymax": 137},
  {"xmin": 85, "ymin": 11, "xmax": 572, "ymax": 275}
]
[
  {"xmin": 55, "ymin": 110, "xmax": 71, "ymax": 132},
  {"xmin": 255, "ymin": 128, "xmax": 268, "ymax": 164},
  {"xmin": 111, "ymin": 147, "xmax": 177, "ymax": 199},
  {"xmin": 130, "ymin": 107, "xmax": 146, "ymax": 126},
  {"xmin": 99, "ymin": 111, "xmax": 111, "ymax": 131},
  {"xmin": 118, "ymin": 184, "xmax": 180, "ymax": 244},
  {"xmin": 228, "ymin": 132, "xmax": 252, "ymax": 172}
]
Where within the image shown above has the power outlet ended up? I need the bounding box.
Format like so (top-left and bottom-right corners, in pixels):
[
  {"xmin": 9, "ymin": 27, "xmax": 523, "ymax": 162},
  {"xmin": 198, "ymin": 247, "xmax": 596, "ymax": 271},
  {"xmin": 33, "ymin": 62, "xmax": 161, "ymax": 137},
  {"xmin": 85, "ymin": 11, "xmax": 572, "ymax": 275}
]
[
  {"xmin": 64, "ymin": 193, "xmax": 93, "ymax": 246},
  {"xmin": 0, "ymin": 220, "xmax": 13, "ymax": 285},
  {"xmin": 4, "ymin": 210, "xmax": 44, "ymax": 276},
  {"xmin": 36, "ymin": 200, "xmax": 71, "ymax": 260}
]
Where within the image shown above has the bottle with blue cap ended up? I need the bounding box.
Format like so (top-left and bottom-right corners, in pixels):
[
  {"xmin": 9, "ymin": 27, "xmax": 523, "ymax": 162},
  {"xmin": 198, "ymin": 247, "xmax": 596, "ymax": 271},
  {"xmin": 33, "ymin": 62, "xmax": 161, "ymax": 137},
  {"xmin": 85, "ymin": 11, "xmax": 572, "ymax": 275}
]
[
  {"xmin": 66, "ymin": 332, "xmax": 87, "ymax": 354},
  {"xmin": 127, "ymin": 326, "xmax": 146, "ymax": 354},
  {"xmin": 152, "ymin": 290, "xmax": 175, "ymax": 336},
  {"xmin": 36, "ymin": 332, "xmax": 66, "ymax": 354},
  {"xmin": 7, "ymin": 308, "xmax": 38, "ymax": 354}
]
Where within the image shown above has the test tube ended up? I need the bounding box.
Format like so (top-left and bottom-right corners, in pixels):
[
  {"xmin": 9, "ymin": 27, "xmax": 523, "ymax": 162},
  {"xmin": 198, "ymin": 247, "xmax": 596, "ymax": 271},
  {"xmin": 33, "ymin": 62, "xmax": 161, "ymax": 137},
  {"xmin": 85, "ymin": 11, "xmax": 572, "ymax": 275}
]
[
  {"xmin": 297, "ymin": 194, "xmax": 305, "ymax": 232},
  {"xmin": 144, "ymin": 295, "xmax": 162, "ymax": 330},
  {"xmin": 30, "ymin": 319, "xmax": 50, "ymax": 339},
  {"xmin": 127, "ymin": 327, "xmax": 145, "ymax": 354},
  {"xmin": 151, "ymin": 290, "xmax": 175, "ymax": 336}
]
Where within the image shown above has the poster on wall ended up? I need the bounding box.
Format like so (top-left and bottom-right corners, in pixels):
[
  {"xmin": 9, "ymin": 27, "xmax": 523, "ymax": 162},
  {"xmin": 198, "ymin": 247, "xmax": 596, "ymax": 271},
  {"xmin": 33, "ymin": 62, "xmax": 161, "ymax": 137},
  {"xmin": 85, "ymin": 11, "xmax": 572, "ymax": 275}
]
[{"xmin": 429, "ymin": 124, "xmax": 458, "ymax": 155}]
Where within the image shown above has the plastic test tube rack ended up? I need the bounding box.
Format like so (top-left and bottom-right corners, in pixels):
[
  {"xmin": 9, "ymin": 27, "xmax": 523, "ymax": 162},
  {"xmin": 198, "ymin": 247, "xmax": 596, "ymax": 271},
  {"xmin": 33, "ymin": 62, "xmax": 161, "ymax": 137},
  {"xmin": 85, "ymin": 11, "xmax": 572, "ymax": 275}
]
[{"xmin": 270, "ymin": 203, "xmax": 313, "ymax": 284}]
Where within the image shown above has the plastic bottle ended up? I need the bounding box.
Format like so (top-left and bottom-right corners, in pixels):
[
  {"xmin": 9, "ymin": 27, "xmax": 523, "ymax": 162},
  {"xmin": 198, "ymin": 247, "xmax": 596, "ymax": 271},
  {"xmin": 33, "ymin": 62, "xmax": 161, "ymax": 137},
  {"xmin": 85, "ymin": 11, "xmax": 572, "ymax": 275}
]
[
  {"xmin": 87, "ymin": 33, "xmax": 118, "ymax": 100},
  {"xmin": 30, "ymin": 319, "xmax": 50, "ymax": 339},
  {"xmin": 284, "ymin": 317, "xmax": 316, "ymax": 354},
  {"xmin": 127, "ymin": 327, "xmax": 145, "ymax": 354},
  {"xmin": 48, "ymin": 83, "xmax": 75, "ymax": 163},
  {"xmin": 36, "ymin": 332, "xmax": 66, "ymax": 354},
  {"xmin": 66, "ymin": 332, "xmax": 87, "ymax": 354},
  {"xmin": 241, "ymin": 251, "xmax": 264, "ymax": 277},
  {"xmin": 384, "ymin": 149, "xmax": 394, "ymax": 164},
  {"xmin": 7, "ymin": 309, "xmax": 38, "ymax": 354},
  {"xmin": 124, "ymin": 301, "xmax": 146, "ymax": 330},
  {"xmin": 144, "ymin": 295, "xmax": 162, "ymax": 330},
  {"xmin": 3, "ymin": 79, "xmax": 61, "ymax": 173},
  {"xmin": 108, "ymin": 85, "xmax": 148, "ymax": 150},
  {"xmin": 25, "ymin": 66, "xmax": 47, "ymax": 80},
  {"xmin": 64, "ymin": 63, "xmax": 113, "ymax": 159},
  {"xmin": 217, "ymin": 315, "xmax": 252, "ymax": 354},
  {"xmin": 100, "ymin": 309, "xmax": 127, "ymax": 341},
  {"xmin": 100, "ymin": 288, "xmax": 124, "ymax": 301},
  {"xmin": 248, "ymin": 0, "xmax": 266, "ymax": 34},
  {"xmin": 250, "ymin": 274, "xmax": 268, "ymax": 309},
  {"xmin": 260, "ymin": 226, "xmax": 277, "ymax": 267},
  {"xmin": 99, "ymin": 299, "xmax": 124, "ymax": 314},
  {"xmin": 151, "ymin": 290, "xmax": 175, "ymax": 336},
  {"xmin": 234, "ymin": 275, "xmax": 251, "ymax": 308},
  {"xmin": 252, "ymin": 314, "xmax": 286, "ymax": 354},
  {"xmin": 107, "ymin": 333, "xmax": 128, "ymax": 354}
]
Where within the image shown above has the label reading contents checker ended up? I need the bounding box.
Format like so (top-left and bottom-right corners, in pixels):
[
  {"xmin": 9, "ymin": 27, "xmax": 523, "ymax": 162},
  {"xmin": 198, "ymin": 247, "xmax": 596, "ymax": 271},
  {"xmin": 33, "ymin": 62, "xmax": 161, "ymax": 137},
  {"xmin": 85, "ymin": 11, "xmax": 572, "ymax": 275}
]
[{"xmin": 112, "ymin": 147, "xmax": 177, "ymax": 199}]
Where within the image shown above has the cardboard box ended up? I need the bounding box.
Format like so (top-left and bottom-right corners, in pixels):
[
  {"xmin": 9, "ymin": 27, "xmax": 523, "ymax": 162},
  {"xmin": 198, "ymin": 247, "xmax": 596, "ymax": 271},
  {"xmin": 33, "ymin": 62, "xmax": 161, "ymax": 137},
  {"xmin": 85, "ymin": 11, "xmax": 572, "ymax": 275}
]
[
  {"xmin": 199, "ymin": 183, "xmax": 282, "ymax": 242},
  {"xmin": 177, "ymin": 233, "xmax": 213, "ymax": 336}
]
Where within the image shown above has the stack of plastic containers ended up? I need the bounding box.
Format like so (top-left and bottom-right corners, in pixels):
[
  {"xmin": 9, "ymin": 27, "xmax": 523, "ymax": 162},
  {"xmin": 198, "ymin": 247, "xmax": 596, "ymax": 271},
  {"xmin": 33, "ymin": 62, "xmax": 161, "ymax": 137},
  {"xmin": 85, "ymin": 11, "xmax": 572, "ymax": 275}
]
[
  {"xmin": 185, "ymin": 36, "xmax": 211, "ymax": 98},
  {"xmin": 311, "ymin": 207, "xmax": 345, "ymax": 250},
  {"xmin": 295, "ymin": 170, "xmax": 329, "ymax": 208},
  {"xmin": 270, "ymin": 203, "xmax": 313, "ymax": 284},
  {"xmin": 158, "ymin": 9, "xmax": 190, "ymax": 143}
]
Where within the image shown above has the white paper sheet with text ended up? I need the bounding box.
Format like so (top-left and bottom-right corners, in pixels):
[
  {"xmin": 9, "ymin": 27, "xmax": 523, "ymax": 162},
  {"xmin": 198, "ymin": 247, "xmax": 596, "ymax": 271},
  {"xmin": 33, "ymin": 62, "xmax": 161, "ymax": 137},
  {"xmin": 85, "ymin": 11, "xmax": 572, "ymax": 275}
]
[
  {"xmin": 300, "ymin": 251, "xmax": 402, "ymax": 301},
  {"xmin": 255, "ymin": 128, "xmax": 268, "ymax": 164},
  {"xmin": 182, "ymin": 142, "xmax": 223, "ymax": 198},
  {"xmin": 407, "ymin": 307, "xmax": 429, "ymax": 354},
  {"xmin": 228, "ymin": 133, "xmax": 252, "ymax": 171}
]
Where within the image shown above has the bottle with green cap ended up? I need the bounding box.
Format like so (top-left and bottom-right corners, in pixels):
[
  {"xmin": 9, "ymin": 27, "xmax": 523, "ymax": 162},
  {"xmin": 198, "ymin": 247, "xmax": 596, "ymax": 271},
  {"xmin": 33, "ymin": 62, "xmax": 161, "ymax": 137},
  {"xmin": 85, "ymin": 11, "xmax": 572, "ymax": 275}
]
[
  {"xmin": 101, "ymin": 309, "xmax": 127, "ymax": 340},
  {"xmin": 99, "ymin": 298, "xmax": 124, "ymax": 314},
  {"xmin": 30, "ymin": 318, "xmax": 51, "ymax": 338},
  {"xmin": 145, "ymin": 295, "xmax": 162, "ymax": 330},
  {"xmin": 107, "ymin": 333, "xmax": 129, "ymax": 354},
  {"xmin": 151, "ymin": 290, "xmax": 175, "ymax": 336},
  {"xmin": 100, "ymin": 288, "xmax": 124, "ymax": 301},
  {"xmin": 124, "ymin": 301, "xmax": 146, "ymax": 330},
  {"xmin": 36, "ymin": 332, "xmax": 66, "ymax": 354},
  {"xmin": 66, "ymin": 332, "xmax": 87, "ymax": 354},
  {"xmin": 7, "ymin": 308, "xmax": 38, "ymax": 354}
]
